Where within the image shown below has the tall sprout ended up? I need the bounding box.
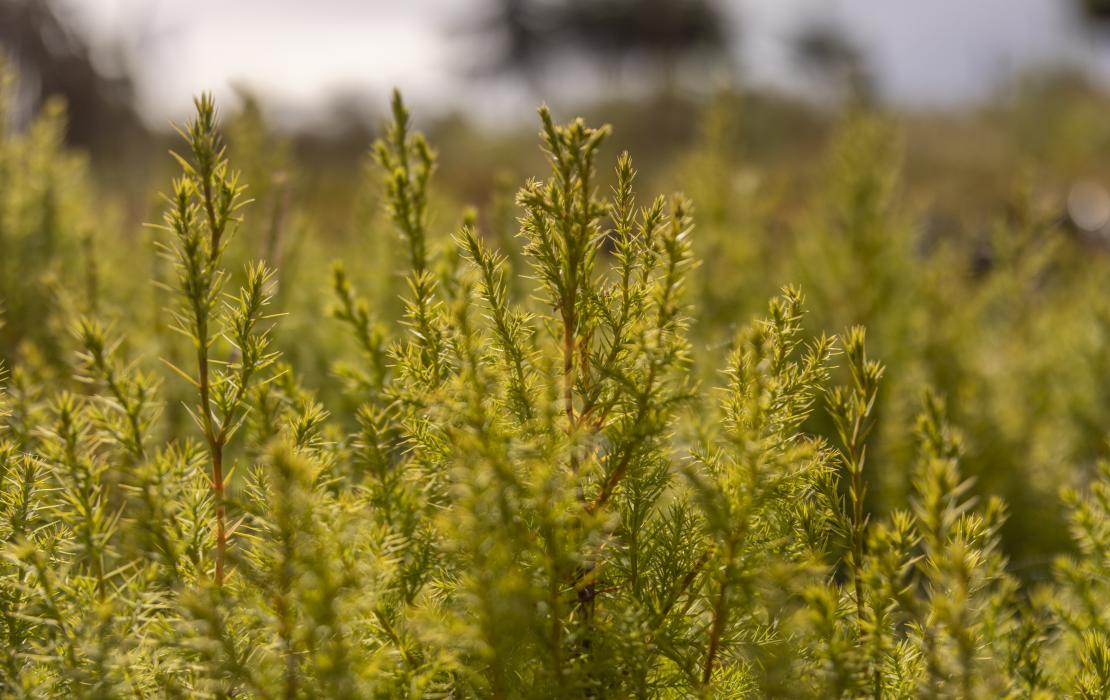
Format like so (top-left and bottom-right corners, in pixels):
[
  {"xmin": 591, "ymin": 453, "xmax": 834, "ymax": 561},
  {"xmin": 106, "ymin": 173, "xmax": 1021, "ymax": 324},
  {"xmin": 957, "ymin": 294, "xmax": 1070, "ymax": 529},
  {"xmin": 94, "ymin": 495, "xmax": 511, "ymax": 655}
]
[{"xmin": 155, "ymin": 95, "xmax": 278, "ymax": 587}]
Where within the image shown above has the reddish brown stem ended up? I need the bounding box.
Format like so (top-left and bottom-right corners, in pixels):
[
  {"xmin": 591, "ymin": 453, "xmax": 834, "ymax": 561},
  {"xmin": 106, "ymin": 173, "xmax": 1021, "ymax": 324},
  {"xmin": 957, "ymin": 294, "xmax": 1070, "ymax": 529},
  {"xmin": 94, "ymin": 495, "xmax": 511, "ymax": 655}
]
[
  {"xmin": 212, "ymin": 440, "xmax": 226, "ymax": 587},
  {"xmin": 703, "ymin": 541, "xmax": 735, "ymax": 686},
  {"xmin": 563, "ymin": 312, "xmax": 575, "ymax": 431}
]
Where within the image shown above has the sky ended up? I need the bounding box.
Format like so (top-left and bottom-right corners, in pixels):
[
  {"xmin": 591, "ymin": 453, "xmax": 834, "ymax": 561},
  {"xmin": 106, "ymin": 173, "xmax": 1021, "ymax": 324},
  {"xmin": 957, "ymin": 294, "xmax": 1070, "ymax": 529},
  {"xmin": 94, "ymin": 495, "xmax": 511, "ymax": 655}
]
[{"xmin": 55, "ymin": 0, "xmax": 1110, "ymax": 127}]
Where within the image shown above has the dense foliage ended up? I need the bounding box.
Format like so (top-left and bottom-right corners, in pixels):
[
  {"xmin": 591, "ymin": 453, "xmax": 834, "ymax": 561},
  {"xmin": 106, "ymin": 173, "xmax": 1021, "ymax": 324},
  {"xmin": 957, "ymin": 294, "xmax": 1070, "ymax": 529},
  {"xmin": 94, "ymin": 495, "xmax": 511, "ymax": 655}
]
[{"xmin": 4, "ymin": 64, "xmax": 1110, "ymax": 696}]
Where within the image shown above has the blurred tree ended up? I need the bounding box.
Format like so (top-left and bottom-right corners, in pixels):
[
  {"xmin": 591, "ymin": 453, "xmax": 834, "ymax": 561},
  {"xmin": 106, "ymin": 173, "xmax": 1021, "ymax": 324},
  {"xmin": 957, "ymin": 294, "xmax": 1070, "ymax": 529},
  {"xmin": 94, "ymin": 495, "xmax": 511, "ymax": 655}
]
[
  {"xmin": 476, "ymin": 0, "xmax": 548, "ymax": 83},
  {"xmin": 0, "ymin": 0, "xmax": 148, "ymax": 157},
  {"xmin": 472, "ymin": 0, "xmax": 732, "ymax": 90},
  {"xmin": 1079, "ymin": 0, "xmax": 1110, "ymax": 20},
  {"xmin": 793, "ymin": 22, "xmax": 874, "ymax": 105}
]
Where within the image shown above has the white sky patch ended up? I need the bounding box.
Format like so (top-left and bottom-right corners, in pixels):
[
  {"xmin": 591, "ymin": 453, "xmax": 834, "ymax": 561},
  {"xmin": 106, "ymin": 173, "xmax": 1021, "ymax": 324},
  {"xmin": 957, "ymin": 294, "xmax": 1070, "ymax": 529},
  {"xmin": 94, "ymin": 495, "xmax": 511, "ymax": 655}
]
[{"xmin": 55, "ymin": 0, "xmax": 455, "ymax": 124}]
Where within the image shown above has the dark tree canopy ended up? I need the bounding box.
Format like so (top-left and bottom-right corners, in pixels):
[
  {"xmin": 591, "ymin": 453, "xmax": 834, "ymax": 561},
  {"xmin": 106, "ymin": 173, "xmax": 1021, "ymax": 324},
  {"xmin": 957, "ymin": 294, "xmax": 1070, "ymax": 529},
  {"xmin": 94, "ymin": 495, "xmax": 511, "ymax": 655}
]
[
  {"xmin": 473, "ymin": 0, "xmax": 731, "ymax": 84},
  {"xmin": 1081, "ymin": 0, "xmax": 1110, "ymax": 20},
  {"xmin": 792, "ymin": 22, "xmax": 874, "ymax": 103},
  {"xmin": 0, "ymin": 0, "xmax": 146, "ymax": 152}
]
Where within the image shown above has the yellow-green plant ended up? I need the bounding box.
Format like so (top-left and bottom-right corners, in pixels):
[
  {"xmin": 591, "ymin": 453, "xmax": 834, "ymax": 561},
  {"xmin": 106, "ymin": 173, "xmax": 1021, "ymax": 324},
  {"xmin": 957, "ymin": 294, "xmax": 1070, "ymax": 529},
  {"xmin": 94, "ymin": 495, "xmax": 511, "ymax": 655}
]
[{"xmin": 6, "ymin": 83, "xmax": 1110, "ymax": 698}]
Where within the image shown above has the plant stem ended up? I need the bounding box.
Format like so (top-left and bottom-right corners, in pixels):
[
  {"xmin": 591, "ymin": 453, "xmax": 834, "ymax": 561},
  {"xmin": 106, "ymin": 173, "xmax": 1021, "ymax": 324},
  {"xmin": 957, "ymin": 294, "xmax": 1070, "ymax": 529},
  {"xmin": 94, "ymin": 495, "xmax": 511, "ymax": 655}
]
[
  {"xmin": 198, "ymin": 194, "xmax": 227, "ymax": 589},
  {"xmin": 702, "ymin": 540, "xmax": 735, "ymax": 686},
  {"xmin": 850, "ymin": 435, "xmax": 866, "ymax": 631},
  {"xmin": 563, "ymin": 308, "xmax": 576, "ymax": 438},
  {"xmin": 212, "ymin": 437, "xmax": 226, "ymax": 587}
]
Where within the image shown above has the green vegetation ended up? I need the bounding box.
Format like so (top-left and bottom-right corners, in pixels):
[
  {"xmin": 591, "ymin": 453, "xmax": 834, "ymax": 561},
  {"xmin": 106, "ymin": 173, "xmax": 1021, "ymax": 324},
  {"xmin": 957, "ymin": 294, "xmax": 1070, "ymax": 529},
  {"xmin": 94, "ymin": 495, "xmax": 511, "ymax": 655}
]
[{"xmin": 5, "ymin": 60, "xmax": 1110, "ymax": 696}]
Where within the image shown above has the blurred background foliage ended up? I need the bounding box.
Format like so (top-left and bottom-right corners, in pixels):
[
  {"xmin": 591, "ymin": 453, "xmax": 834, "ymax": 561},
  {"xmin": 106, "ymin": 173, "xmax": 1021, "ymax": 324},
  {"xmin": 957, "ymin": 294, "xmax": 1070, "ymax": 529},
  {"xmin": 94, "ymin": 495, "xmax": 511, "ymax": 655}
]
[{"xmin": 6, "ymin": 0, "xmax": 1110, "ymax": 578}]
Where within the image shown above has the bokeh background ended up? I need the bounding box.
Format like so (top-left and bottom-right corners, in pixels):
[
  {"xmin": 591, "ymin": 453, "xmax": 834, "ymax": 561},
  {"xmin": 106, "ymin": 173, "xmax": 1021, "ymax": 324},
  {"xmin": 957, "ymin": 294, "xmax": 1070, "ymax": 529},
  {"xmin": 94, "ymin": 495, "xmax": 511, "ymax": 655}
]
[
  {"xmin": 11, "ymin": 0, "xmax": 1110, "ymax": 240},
  {"xmin": 9, "ymin": 0, "xmax": 1110, "ymax": 578},
  {"xmin": 12, "ymin": 0, "xmax": 1110, "ymax": 221}
]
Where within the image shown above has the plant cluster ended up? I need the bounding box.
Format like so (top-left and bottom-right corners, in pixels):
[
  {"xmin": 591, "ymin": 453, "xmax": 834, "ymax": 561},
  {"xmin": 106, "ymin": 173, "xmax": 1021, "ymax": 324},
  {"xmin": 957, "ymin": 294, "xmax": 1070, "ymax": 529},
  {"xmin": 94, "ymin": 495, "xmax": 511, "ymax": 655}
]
[{"xmin": 3, "ymin": 74, "xmax": 1110, "ymax": 697}]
